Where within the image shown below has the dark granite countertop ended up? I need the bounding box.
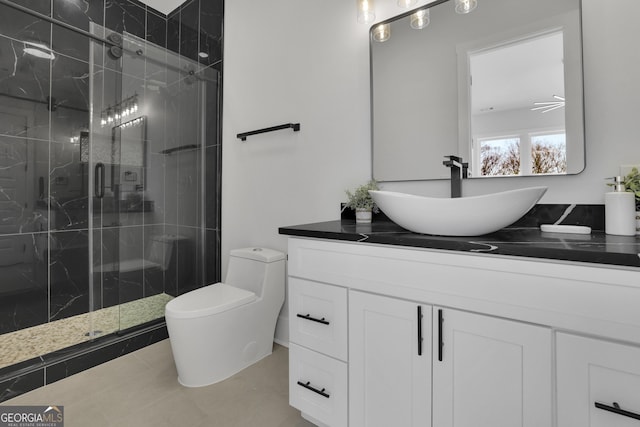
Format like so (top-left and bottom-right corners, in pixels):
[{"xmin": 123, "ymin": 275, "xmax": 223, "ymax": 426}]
[{"xmin": 279, "ymin": 219, "xmax": 640, "ymax": 269}]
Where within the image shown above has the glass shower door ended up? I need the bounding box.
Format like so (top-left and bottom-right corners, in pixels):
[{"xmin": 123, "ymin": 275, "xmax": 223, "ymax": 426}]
[
  {"xmin": 89, "ymin": 25, "xmax": 209, "ymax": 335},
  {"xmin": 114, "ymin": 32, "xmax": 172, "ymax": 331},
  {"xmin": 88, "ymin": 25, "xmax": 124, "ymax": 336},
  {"xmin": 89, "ymin": 28, "xmax": 161, "ymax": 334}
]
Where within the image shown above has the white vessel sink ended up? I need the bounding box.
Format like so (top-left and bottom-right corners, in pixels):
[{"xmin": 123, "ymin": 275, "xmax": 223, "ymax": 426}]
[{"xmin": 369, "ymin": 187, "xmax": 547, "ymax": 236}]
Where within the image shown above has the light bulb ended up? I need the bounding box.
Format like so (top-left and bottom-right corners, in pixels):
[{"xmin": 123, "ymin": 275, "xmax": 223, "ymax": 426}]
[
  {"xmin": 372, "ymin": 23, "xmax": 391, "ymax": 42},
  {"xmin": 455, "ymin": 0, "xmax": 477, "ymax": 14},
  {"xmin": 357, "ymin": 0, "xmax": 376, "ymax": 24},
  {"xmin": 410, "ymin": 9, "xmax": 430, "ymax": 29},
  {"xmin": 398, "ymin": 0, "xmax": 417, "ymax": 8}
]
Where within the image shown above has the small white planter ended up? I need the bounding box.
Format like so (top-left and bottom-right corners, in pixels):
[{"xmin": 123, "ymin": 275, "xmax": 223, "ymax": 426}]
[{"xmin": 355, "ymin": 209, "xmax": 372, "ymax": 223}]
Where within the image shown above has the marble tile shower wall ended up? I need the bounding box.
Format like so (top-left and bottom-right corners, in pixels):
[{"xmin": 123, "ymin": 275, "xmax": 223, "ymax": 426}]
[{"xmin": 0, "ymin": 0, "xmax": 222, "ymax": 339}]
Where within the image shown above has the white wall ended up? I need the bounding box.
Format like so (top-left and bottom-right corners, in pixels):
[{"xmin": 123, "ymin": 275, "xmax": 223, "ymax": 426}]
[{"xmin": 222, "ymin": 0, "xmax": 640, "ymax": 343}]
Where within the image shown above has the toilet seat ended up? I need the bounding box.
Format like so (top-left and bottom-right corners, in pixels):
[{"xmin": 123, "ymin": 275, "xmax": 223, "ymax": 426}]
[{"xmin": 165, "ymin": 283, "xmax": 257, "ymax": 319}]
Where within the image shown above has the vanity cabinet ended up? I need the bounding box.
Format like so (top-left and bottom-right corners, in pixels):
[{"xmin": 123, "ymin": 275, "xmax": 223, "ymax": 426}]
[
  {"xmin": 288, "ymin": 277, "xmax": 348, "ymax": 427},
  {"xmin": 285, "ymin": 237, "xmax": 640, "ymax": 427},
  {"xmin": 557, "ymin": 333, "xmax": 640, "ymax": 427},
  {"xmin": 433, "ymin": 307, "xmax": 552, "ymax": 427},
  {"xmin": 349, "ymin": 291, "xmax": 431, "ymax": 427}
]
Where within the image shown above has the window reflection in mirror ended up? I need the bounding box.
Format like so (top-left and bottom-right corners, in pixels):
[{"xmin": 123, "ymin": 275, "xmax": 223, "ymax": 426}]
[
  {"xmin": 477, "ymin": 132, "xmax": 567, "ymax": 177},
  {"xmin": 469, "ymin": 30, "xmax": 568, "ymax": 177}
]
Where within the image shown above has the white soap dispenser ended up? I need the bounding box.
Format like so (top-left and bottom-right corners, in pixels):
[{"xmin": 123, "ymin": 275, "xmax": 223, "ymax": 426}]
[{"xmin": 605, "ymin": 176, "xmax": 636, "ymax": 236}]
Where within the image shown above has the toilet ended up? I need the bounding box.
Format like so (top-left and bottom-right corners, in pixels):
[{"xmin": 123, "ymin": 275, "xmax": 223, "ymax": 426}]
[{"xmin": 164, "ymin": 247, "xmax": 285, "ymax": 387}]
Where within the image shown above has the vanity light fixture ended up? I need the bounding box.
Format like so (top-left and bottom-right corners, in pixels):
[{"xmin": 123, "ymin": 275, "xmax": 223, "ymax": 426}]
[
  {"xmin": 23, "ymin": 41, "xmax": 55, "ymax": 60},
  {"xmin": 531, "ymin": 95, "xmax": 565, "ymax": 113},
  {"xmin": 105, "ymin": 107, "xmax": 114, "ymax": 125},
  {"xmin": 410, "ymin": 8, "xmax": 430, "ymax": 29},
  {"xmin": 357, "ymin": 0, "xmax": 376, "ymax": 24},
  {"xmin": 100, "ymin": 94, "xmax": 139, "ymax": 127},
  {"xmin": 455, "ymin": 0, "xmax": 477, "ymax": 14},
  {"xmin": 398, "ymin": 0, "xmax": 417, "ymax": 8},
  {"xmin": 118, "ymin": 116, "xmax": 144, "ymax": 129},
  {"xmin": 372, "ymin": 23, "xmax": 391, "ymax": 42}
]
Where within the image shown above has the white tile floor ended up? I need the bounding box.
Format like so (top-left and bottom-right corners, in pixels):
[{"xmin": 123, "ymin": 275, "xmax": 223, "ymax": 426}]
[{"xmin": 5, "ymin": 340, "xmax": 314, "ymax": 427}]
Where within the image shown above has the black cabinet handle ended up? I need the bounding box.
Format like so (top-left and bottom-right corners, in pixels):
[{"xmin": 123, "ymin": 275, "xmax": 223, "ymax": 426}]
[
  {"xmin": 595, "ymin": 401, "xmax": 640, "ymax": 420},
  {"xmin": 417, "ymin": 306, "xmax": 423, "ymax": 356},
  {"xmin": 94, "ymin": 162, "xmax": 105, "ymax": 198},
  {"xmin": 297, "ymin": 381, "xmax": 330, "ymax": 398},
  {"xmin": 438, "ymin": 309, "xmax": 444, "ymax": 362},
  {"xmin": 296, "ymin": 313, "xmax": 330, "ymax": 325}
]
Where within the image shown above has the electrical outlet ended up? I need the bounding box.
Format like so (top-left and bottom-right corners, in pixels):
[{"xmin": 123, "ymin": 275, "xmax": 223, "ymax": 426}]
[{"xmin": 620, "ymin": 164, "xmax": 640, "ymax": 176}]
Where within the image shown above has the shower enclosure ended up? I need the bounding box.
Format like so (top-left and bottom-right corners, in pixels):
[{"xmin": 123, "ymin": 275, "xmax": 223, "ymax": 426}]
[{"xmin": 0, "ymin": 0, "xmax": 221, "ymax": 392}]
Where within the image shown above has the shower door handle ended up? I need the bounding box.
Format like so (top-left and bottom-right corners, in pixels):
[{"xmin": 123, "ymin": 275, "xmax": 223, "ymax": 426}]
[{"xmin": 94, "ymin": 162, "xmax": 105, "ymax": 198}]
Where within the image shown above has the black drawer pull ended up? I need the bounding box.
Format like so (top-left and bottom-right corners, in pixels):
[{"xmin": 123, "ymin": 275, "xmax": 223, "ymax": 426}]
[
  {"xmin": 297, "ymin": 381, "xmax": 330, "ymax": 398},
  {"xmin": 296, "ymin": 313, "xmax": 330, "ymax": 325},
  {"xmin": 595, "ymin": 401, "xmax": 640, "ymax": 420}
]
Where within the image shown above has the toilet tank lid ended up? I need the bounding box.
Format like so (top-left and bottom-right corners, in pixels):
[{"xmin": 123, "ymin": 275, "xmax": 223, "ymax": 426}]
[
  {"xmin": 165, "ymin": 284, "xmax": 257, "ymax": 319},
  {"xmin": 230, "ymin": 247, "xmax": 285, "ymax": 263}
]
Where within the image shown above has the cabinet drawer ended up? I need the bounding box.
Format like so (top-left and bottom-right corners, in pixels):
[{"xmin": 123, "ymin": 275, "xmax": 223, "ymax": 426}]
[
  {"xmin": 557, "ymin": 333, "xmax": 640, "ymax": 427},
  {"xmin": 289, "ymin": 343, "xmax": 348, "ymax": 427},
  {"xmin": 289, "ymin": 278, "xmax": 348, "ymax": 360}
]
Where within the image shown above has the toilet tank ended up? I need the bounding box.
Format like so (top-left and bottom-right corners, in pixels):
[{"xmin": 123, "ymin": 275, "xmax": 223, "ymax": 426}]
[{"xmin": 225, "ymin": 248, "xmax": 285, "ymax": 296}]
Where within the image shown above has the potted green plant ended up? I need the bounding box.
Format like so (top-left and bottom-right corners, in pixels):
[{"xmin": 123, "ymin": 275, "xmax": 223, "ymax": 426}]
[
  {"xmin": 620, "ymin": 167, "xmax": 640, "ymax": 207},
  {"xmin": 344, "ymin": 180, "xmax": 379, "ymax": 223},
  {"xmin": 620, "ymin": 167, "xmax": 640, "ymax": 234}
]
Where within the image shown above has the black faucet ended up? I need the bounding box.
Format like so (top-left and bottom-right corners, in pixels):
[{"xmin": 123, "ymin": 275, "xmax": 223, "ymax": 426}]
[{"xmin": 442, "ymin": 155, "xmax": 468, "ymax": 198}]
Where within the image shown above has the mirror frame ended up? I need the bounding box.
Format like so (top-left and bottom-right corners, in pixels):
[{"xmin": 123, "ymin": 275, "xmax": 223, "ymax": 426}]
[{"xmin": 370, "ymin": 0, "xmax": 585, "ymax": 182}]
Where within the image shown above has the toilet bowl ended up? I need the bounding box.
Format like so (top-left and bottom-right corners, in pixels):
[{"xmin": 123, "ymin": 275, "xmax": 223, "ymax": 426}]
[{"xmin": 164, "ymin": 247, "xmax": 285, "ymax": 387}]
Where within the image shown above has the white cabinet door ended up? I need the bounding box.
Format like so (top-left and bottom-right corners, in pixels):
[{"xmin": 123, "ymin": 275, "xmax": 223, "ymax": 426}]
[
  {"xmin": 557, "ymin": 333, "xmax": 640, "ymax": 427},
  {"xmin": 432, "ymin": 308, "xmax": 552, "ymax": 427},
  {"xmin": 349, "ymin": 290, "xmax": 431, "ymax": 427}
]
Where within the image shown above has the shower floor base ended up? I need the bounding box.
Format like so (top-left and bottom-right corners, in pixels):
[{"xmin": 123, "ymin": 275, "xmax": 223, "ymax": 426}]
[{"xmin": 0, "ymin": 293, "xmax": 174, "ymax": 369}]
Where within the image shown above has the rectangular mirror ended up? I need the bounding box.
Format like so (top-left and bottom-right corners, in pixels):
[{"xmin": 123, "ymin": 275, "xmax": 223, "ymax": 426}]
[{"xmin": 371, "ymin": 0, "xmax": 585, "ymax": 181}]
